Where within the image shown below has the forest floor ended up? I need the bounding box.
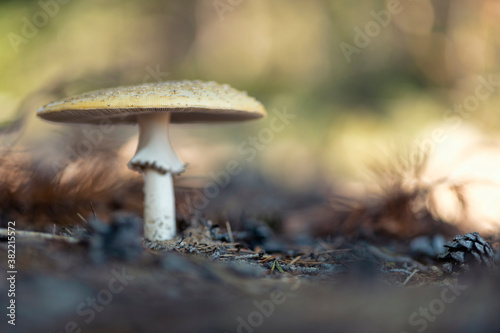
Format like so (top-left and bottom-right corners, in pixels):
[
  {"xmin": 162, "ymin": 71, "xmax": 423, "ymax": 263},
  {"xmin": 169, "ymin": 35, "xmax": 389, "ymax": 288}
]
[{"xmin": 1, "ymin": 216, "xmax": 500, "ymax": 333}]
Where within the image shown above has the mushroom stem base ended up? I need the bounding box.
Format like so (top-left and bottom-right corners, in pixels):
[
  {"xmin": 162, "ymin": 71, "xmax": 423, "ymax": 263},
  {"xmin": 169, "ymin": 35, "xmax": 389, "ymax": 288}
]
[{"xmin": 143, "ymin": 169, "xmax": 176, "ymax": 241}]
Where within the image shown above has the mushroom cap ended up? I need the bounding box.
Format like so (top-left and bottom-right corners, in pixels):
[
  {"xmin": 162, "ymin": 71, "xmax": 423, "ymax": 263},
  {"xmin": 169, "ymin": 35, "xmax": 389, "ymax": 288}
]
[{"xmin": 37, "ymin": 80, "xmax": 266, "ymax": 124}]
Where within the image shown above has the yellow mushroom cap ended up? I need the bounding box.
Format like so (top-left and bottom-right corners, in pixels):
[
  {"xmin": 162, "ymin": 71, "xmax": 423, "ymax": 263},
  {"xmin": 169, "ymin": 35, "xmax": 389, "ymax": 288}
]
[{"xmin": 37, "ymin": 80, "xmax": 266, "ymax": 124}]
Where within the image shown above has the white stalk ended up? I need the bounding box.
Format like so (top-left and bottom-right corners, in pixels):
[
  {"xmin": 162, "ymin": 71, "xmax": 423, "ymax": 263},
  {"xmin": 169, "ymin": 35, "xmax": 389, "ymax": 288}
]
[
  {"xmin": 142, "ymin": 169, "xmax": 176, "ymax": 240},
  {"xmin": 129, "ymin": 112, "xmax": 185, "ymax": 241}
]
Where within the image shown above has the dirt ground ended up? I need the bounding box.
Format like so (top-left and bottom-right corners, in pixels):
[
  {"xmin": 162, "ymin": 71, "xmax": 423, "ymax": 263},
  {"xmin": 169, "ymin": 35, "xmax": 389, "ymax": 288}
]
[{"xmin": 1, "ymin": 212, "xmax": 500, "ymax": 333}]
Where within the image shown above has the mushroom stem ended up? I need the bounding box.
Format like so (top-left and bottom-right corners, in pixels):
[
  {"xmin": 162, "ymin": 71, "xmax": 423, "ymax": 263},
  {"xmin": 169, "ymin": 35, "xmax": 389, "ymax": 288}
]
[
  {"xmin": 142, "ymin": 168, "xmax": 176, "ymax": 240},
  {"xmin": 129, "ymin": 113, "xmax": 185, "ymax": 241}
]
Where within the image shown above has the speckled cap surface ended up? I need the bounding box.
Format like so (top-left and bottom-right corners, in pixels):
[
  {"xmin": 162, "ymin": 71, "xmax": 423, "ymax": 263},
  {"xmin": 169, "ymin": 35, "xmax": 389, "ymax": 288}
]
[{"xmin": 37, "ymin": 80, "xmax": 266, "ymax": 124}]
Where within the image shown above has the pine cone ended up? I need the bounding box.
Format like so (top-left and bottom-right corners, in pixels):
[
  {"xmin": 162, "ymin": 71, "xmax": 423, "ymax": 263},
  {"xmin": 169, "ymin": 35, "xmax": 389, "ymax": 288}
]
[{"xmin": 438, "ymin": 232, "xmax": 495, "ymax": 274}]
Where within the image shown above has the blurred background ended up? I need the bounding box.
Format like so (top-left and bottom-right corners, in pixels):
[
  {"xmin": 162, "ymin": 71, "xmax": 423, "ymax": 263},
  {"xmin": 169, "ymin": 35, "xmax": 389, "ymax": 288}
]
[{"xmin": 2, "ymin": 0, "xmax": 500, "ymax": 237}]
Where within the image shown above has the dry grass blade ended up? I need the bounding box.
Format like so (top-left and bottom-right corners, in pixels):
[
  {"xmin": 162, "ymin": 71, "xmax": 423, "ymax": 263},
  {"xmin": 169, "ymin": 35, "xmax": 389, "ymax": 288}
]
[
  {"xmin": 402, "ymin": 269, "xmax": 419, "ymax": 286},
  {"xmin": 0, "ymin": 228, "xmax": 79, "ymax": 243},
  {"xmin": 329, "ymin": 144, "xmax": 457, "ymax": 239}
]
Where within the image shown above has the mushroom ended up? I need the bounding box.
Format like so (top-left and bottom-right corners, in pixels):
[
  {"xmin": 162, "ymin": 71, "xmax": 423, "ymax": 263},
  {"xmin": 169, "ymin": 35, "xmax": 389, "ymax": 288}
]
[{"xmin": 37, "ymin": 80, "xmax": 266, "ymax": 241}]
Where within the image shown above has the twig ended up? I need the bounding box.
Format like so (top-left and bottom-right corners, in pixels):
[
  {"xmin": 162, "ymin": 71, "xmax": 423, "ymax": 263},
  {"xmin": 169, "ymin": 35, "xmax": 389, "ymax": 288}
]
[
  {"xmin": 90, "ymin": 201, "xmax": 97, "ymax": 221},
  {"xmin": 0, "ymin": 228, "xmax": 79, "ymax": 244},
  {"xmin": 387, "ymin": 268, "xmax": 413, "ymax": 274},
  {"xmin": 176, "ymin": 234, "xmax": 187, "ymax": 246},
  {"xmin": 290, "ymin": 256, "xmax": 302, "ymax": 265},
  {"xmin": 402, "ymin": 269, "xmax": 419, "ymax": 286},
  {"xmin": 62, "ymin": 226, "xmax": 73, "ymax": 236},
  {"xmin": 231, "ymin": 254, "xmax": 261, "ymax": 260},
  {"xmin": 259, "ymin": 256, "xmax": 275, "ymax": 263},
  {"xmin": 290, "ymin": 260, "xmax": 339, "ymax": 265},
  {"xmin": 77, "ymin": 213, "xmax": 88, "ymax": 224},
  {"xmin": 226, "ymin": 221, "xmax": 234, "ymax": 248}
]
